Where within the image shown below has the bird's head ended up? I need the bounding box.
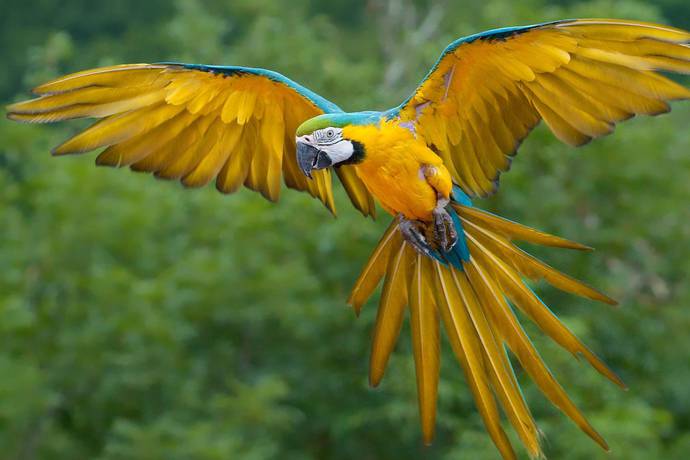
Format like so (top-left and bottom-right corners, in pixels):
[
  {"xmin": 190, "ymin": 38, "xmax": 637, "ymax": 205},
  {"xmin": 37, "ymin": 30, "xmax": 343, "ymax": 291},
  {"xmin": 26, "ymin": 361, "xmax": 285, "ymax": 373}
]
[{"xmin": 295, "ymin": 113, "xmax": 369, "ymax": 178}]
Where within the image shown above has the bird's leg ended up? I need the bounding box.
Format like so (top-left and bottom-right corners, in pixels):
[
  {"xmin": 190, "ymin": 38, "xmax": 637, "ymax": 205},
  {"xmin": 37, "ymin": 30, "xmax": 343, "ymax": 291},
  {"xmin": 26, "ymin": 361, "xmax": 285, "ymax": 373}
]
[
  {"xmin": 432, "ymin": 195, "xmax": 458, "ymax": 252},
  {"xmin": 397, "ymin": 214, "xmax": 435, "ymax": 258}
]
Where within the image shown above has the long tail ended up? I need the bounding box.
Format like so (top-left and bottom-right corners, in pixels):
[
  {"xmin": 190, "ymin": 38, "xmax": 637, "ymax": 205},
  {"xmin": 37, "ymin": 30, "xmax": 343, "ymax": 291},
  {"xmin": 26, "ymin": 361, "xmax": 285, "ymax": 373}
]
[{"xmin": 347, "ymin": 198, "xmax": 625, "ymax": 460}]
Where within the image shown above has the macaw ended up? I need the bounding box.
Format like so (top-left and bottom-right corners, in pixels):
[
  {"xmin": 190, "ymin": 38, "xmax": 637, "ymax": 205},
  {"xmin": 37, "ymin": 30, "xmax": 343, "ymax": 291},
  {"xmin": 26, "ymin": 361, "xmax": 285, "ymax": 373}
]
[{"xmin": 7, "ymin": 18, "xmax": 690, "ymax": 459}]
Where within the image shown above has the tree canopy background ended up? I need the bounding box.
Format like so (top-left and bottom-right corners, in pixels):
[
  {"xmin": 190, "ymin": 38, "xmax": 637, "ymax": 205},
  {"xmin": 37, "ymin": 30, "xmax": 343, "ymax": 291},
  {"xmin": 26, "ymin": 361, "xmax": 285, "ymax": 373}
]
[{"xmin": 1, "ymin": 0, "xmax": 689, "ymax": 458}]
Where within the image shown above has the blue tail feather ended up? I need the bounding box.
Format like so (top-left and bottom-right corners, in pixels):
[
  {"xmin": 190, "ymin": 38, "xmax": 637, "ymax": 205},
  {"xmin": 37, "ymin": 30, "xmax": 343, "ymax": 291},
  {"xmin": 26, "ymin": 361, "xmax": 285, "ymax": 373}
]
[
  {"xmin": 451, "ymin": 185, "xmax": 473, "ymax": 207},
  {"xmin": 429, "ymin": 186, "xmax": 472, "ymax": 270}
]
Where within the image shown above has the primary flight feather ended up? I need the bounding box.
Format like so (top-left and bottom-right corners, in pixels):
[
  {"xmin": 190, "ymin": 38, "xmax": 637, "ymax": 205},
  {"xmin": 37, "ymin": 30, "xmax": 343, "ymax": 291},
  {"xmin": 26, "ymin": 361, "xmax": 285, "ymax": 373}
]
[{"xmin": 7, "ymin": 18, "xmax": 690, "ymax": 459}]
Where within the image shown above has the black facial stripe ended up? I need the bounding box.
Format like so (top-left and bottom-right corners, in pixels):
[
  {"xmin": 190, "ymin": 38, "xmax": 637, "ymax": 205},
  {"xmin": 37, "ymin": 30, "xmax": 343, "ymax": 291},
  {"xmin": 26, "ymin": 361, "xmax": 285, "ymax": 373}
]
[{"xmin": 337, "ymin": 140, "xmax": 365, "ymax": 166}]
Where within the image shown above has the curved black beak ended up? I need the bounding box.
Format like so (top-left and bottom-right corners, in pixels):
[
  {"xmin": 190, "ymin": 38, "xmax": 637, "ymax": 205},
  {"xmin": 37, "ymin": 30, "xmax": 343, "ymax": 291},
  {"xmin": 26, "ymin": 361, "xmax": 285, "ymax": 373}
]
[{"xmin": 296, "ymin": 140, "xmax": 332, "ymax": 179}]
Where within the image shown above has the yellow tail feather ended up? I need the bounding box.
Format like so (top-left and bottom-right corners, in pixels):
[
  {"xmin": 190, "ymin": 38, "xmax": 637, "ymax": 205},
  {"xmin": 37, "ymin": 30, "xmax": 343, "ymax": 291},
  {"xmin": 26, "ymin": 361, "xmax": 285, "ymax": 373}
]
[
  {"xmin": 348, "ymin": 205, "xmax": 624, "ymax": 459},
  {"xmin": 368, "ymin": 242, "xmax": 411, "ymax": 387},
  {"xmin": 409, "ymin": 254, "xmax": 440, "ymax": 445}
]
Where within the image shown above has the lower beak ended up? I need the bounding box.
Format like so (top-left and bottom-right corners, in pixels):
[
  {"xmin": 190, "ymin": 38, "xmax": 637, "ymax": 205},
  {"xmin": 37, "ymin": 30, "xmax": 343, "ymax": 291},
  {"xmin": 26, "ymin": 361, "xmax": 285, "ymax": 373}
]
[{"xmin": 297, "ymin": 141, "xmax": 332, "ymax": 178}]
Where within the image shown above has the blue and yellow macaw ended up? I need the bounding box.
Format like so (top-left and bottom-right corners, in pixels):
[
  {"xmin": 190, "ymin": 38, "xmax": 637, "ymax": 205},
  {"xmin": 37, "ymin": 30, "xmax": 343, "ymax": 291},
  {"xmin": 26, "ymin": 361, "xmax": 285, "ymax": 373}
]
[{"xmin": 8, "ymin": 18, "xmax": 690, "ymax": 459}]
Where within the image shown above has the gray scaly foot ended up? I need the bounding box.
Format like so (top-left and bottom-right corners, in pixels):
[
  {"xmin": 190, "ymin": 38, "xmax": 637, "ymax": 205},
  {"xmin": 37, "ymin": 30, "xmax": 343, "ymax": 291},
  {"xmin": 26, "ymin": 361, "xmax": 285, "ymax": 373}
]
[
  {"xmin": 397, "ymin": 214, "xmax": 434, "ymax": 258},
  {"xmin": 432, "ymin": 197, "xmax": 458, "ymax": 252}
]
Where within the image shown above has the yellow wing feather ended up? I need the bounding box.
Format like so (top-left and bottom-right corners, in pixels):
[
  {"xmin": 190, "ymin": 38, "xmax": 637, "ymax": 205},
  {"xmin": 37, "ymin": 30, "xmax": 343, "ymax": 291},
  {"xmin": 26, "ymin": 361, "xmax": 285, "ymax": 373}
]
[
  {"xmin": 398, "ymin": 19, "xmax": 690, "ymax": 197},
  {"xmin": 7, "ymin": 63, "xmax": 376, "ymax": 216}
]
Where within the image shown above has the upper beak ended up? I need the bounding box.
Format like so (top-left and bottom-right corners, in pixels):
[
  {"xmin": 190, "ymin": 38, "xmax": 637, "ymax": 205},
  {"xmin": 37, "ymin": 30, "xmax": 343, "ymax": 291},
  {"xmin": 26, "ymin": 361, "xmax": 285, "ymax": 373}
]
[{"xmin": 296, "ymin": 139, "xmax": 332, "ymax": 179}]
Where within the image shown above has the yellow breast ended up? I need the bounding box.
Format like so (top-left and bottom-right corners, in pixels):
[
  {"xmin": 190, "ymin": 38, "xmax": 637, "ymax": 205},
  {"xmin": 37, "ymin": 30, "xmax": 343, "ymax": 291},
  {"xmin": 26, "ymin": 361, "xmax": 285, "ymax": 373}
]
[{"xmin": 343, "ymin": 121, "xmax": 448, "ymax": 221}]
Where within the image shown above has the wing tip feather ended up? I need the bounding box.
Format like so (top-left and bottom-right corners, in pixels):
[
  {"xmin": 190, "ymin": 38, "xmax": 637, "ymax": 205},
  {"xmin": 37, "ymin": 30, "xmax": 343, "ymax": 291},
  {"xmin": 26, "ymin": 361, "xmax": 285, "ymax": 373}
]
[
  {"xmin": 52, "ymin": 144, "xmax": 75, "ymax": 157},
  {"xmin": 6, "ymin": 111, "xmax": 50, "ymax": 124},
  {"xmin": 6, "ymin": 112, "xmax": 22, "ymax": 122}
]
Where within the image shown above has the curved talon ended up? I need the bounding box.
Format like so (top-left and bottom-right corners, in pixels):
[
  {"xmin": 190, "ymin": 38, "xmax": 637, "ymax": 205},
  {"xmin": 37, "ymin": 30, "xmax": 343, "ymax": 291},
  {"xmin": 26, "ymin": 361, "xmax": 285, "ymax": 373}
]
[
  {"xmin": 398, "ymin": 200, "xmax": 458, "ymax": 256},
  {"xmin": 432, "ymin": 199, "xmax": 458, "ymax": 252},
  {"xmin": 398, "ymin": 214, "xmax": 435, "ymax": 258}
]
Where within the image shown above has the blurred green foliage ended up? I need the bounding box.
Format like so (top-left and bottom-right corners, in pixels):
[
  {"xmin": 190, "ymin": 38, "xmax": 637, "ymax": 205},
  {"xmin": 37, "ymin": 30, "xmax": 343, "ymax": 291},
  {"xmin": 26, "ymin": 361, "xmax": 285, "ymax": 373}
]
[{"xmin": 1, "ymin": 0, "xmax": 689, "ymax": 458}]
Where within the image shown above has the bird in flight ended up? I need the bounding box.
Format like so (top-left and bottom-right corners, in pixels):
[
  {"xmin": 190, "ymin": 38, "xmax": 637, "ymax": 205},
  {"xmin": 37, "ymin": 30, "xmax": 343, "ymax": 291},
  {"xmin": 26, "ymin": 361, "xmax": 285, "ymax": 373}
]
[{"xmin": 7, "ymin": 18, "xmax": 690, "ymax": 460}]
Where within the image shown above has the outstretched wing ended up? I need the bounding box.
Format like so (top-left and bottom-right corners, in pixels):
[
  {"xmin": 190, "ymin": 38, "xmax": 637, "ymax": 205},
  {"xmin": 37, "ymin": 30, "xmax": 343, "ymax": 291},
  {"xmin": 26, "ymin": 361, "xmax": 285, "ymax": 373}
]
[
  {"xmin": 7, "ymin": 63, "xmax": 376, "ymax": 217},
  {"xmin": 391, "ymin": 19, "xmax": 690, "ymax": 197}
]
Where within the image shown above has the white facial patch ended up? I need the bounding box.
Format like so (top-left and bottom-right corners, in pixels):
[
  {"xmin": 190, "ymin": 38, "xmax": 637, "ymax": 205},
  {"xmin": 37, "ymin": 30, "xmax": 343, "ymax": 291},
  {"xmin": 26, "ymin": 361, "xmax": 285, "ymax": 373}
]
[
  {"xmin": 308, "ymin": 127, "xmax": 354, "ymax": 165},
  {"xmin": 321, "ymin": 139, "xmax": 354, "ymax": 164},
  {"xmin": 313, "ymin": 127, "xmax": 342, "ymax": 145}
]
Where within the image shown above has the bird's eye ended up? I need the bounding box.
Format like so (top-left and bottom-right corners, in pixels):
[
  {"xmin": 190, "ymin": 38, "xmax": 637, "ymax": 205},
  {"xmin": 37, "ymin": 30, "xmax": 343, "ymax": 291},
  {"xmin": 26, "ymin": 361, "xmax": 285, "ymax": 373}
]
[{"xmin": 326, "ymin": 129, "xmax": 335, "ymax": 138}]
